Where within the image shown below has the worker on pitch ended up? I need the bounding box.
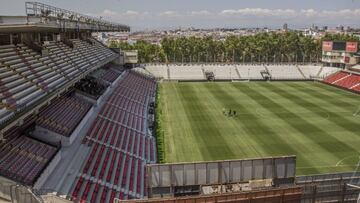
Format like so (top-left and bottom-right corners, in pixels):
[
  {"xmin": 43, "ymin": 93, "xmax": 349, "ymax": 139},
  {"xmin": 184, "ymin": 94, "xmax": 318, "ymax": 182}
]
[{"xmin": 222, "ymin": 108, "xmax": 237, "ymax": 117}]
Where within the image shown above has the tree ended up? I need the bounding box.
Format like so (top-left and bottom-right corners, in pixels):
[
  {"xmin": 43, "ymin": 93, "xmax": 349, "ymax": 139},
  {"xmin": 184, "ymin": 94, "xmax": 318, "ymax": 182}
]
[{"xmin": 109, "ymin": 32, "xmax": 359, "ymax": 64}]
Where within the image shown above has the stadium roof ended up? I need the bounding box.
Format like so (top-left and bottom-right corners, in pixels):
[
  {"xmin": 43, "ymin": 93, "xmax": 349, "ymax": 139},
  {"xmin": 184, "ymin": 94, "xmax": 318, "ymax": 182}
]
[{"xmin": 0, "ymin": 2, "xmax": 130, "ymax": 33}]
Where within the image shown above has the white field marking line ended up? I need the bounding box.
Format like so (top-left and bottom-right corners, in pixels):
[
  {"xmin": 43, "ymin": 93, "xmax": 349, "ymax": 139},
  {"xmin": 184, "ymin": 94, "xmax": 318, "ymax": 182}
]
[
  {"xmin": 255, "ymin": 108, "xmax": 268, "ymax": 118},
  {"xmin": 336, "ymin": 155, "xmax": 360, "ymax": 167},
  {"xmin": 353, "ymin": 106, "xmax": 360, "ymax": 117},
  {"xmin": 322, "ymin": 112, "xmax": 330, "ymax": 120},
  {"xmin": 297, "ymin": 164, "xmax": 359, "ymax": 169}
]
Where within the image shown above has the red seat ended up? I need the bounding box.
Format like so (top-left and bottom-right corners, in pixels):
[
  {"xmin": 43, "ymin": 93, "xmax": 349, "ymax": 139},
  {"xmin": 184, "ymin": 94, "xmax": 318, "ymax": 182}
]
[
  {"xmin": 324, "ymin": 71, "xmax": 360, "ymax": 92},
  {"xmin": 81, "ymin": 181, "xmax": 92, "ymax": 201},
  {"xmin": 91, "ymin": 183, "xmax": 100, "ymax": 202},
  {"xmin": 73, "ymin": 71, "xmax": 158, "ymax": 200},
  {"xmin": 324, "ymin": 71, "xmax": 349, "ymax": 84}
]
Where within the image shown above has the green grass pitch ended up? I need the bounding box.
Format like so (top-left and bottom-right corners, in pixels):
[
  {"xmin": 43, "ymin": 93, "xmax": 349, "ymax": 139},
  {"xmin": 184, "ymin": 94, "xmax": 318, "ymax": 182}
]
[{"xmin": 157, "ymin": 81, "xmax": 360, "ymax": 175}]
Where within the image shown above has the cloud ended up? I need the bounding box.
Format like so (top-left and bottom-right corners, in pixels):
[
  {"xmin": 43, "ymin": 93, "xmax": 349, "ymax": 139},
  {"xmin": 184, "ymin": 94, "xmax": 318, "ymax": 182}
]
[
  {"xmin": 124, "ymin": 10, "xmax": 140, "ymax": 16},
  {"xmin": 220, "ymin": 8, "xmax": 297, "ymax": 17},
  {"xmin": 99, "ymin": 8, "xmax": 360, "ymax": 20},
  {"xmin": 320, "ymin": 9, "xmax": 360, "ymax": 18},
  {"xmin": 97, "ymin": 9, "xmax": 149, "ymax": 21},
  {"xmin": 101, "ymin": 9, "xmax": 117, "ymax": 17},
  {"xmin": 190, "ymin": 10, "xmax": 211, "ymax": 16},
  {"xmin": 95, "ymin": 8, "xmax": 360, "ymax": 29},
  {"xmin": 301, "ymin": 9, "xmax": 317, "ymax": 17},
  {"xmin": 158, "ymin": 11, "xmax": 180, "ymax": 17}
]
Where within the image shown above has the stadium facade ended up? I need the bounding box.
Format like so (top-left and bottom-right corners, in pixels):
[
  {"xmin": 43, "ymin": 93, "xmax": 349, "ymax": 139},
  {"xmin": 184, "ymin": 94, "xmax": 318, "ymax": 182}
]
[
  {"xmin": 0, "ymin": 2, "xmax": 359, "ymax": 203},
  {"xmin": 322, "ymin": 41, "xmax": 360, "ymax": 68}
]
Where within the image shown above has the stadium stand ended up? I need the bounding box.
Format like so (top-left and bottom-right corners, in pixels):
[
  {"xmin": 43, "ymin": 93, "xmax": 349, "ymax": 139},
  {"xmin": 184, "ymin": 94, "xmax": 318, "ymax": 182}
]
[
  {"xmin": 90, "ymin": 65, "xmax": 123, "ymax": 85},
  {"xmin": 318, "ymin": 66, "xmax": 341, "ymax": 78},
  {"xmin": 335, "ymin": 74, "xmax": 360, "ymax": 89},
  {"xmin": 169, "ymin": 65, "xmax": 204, "ymax": 80},
  {"xmin": 0, "ymin": 44, "xmax": 49, "ymax": 108},
  {"xmin": 2, "ymin": 3, "xmax": 360, "ymax": 203},
  {"xmin": 267, "ymin": 65, "xmax": 304, "ymax": 79},
  {"xmin": 324, "ymin": 71, "xmax": 350, "ymax": 84},
  {"xmin": 210, "ymin": 65, "xmax": 240, "ymax": 80},
  {"xmin": 100, "ymin": 69, "xmax": 122, "ymax": 83},
  {"xmin": 354, "ymin": 85, "xmax": 360, "ymax": 92},
  {"xmin": 323, "ymin": 71, "xmax": 360, "ymax": 93},
  {"xmin": 36, "ymin": 92, "xmax": 92, "ymax": 137},
  {"xmin": 0, "ymin": 134, "xmax": 58, "ymax": 186},
  {"xmin": 0, "ymin": 38, "xmax": 118, "ymax": 127},
  {"xmin": 144, "ymin": 64, "xmax": 168, "ymax": 79},
  {"xmin": 44, "ymin": 39, "xmax": 117, "ymax": 80},
  {"xmin": 297, "ymin": 65, "xmax": 322, "ymax": 78},
  {"xmin": 71, "ymin": 70, "xmax": 157, "ymax": 202},
  {"xmin": 75, "ymin": 77, "xmax": 108, "ymax": 99},
  {"xmin": 145, "ymin": 64, "xmax": 338, "ymax": 81}
]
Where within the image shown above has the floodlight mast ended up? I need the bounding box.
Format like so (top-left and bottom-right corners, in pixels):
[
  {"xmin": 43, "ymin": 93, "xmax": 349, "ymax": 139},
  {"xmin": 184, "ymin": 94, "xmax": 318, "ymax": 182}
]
[{"xmin": 25, "ymin": 2, "xmax": 130, "ymax": 32}]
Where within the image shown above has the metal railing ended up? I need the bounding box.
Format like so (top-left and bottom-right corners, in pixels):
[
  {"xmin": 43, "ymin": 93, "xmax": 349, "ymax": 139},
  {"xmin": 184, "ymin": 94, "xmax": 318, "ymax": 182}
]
[
  {"xmin": 25, "ymin": 2, "xmax": 130, "ymax": 31},
  {"xmin": 0, "ymin": 178, "xmax": 43, "ymax": 203}
]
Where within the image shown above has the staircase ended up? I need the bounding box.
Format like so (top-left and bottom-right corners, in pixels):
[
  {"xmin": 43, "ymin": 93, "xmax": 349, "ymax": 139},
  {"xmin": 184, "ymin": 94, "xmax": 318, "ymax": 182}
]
[
  {"xmin": 235, "ymin": 67, "xmax": 241, "ymax": 79},
  {"xmin": 264, "ymin": 65, "xmax": 272, "ymax": 77},
  {"xmin": 350, "ymin": 83, "xmax": 360, "ymax": 90},
  {"xmin": 167, "ymin": 66, "xmax": 170, "ymax": 80},
  {"xmin": 316, "ymin": 66, "xmax": 324, "ymax": 77},
  {"xmin": 332, "ymin": 74, "xmax": 351, "ymax": 84},
  {"xmin": 296, "ymin": 66, "xmax": 307, "ymax": 79},
  {"xmin": 202, "ymin": 68, "xmax": 206, "ymax": 80}
]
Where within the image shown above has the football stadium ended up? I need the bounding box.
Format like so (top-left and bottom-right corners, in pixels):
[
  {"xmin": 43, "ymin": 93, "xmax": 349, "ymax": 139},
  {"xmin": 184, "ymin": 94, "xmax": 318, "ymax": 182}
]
[{"xmin": 0, "ymin": 2, "xmax": 359, "ymax": 203}]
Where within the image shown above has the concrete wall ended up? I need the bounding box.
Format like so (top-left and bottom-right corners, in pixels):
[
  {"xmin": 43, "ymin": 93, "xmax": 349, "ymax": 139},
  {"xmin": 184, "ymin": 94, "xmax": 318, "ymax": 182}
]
[
  {"xmin": 34, "ymin": 151, "xmax": 62, "ymax": 190},
  {"xmin": 0, "ymin": 177, "xmax": 42, "ymax": 203},
  {"xmin": 32, "ymin": 106, "xmax": 94, "ymax": 146},
  {"xmin": 148, "ymin": 156, "xmax": 296, "ymax": 188}
]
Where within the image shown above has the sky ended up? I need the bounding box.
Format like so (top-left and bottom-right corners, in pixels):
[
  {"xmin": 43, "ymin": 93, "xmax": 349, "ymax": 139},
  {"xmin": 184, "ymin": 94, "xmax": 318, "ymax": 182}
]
[{"xmin": 1, "ymin": 0, "xmax": 360, "ymax": 30}]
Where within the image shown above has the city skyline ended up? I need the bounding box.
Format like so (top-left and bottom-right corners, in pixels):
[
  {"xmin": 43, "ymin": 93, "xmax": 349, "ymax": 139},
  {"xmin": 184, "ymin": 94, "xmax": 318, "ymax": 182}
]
[{"xmin": 1, "ymin": 0, "xmax": 360, "ymax": 30}]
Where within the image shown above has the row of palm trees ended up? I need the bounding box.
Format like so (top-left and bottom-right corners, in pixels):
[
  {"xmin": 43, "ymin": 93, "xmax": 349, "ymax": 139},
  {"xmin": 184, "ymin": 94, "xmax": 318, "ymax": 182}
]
[{"xmin": 109, "ymin": 32, "xmax": 359, "ymax": 63}]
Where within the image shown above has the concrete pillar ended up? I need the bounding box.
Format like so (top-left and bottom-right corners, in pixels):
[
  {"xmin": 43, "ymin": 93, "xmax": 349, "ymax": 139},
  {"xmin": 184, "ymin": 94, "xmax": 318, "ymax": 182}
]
[
  {"xmin": 38, "ymin": 33, "xmax": 41, "ymax": 43},
  {"xmin": 9, "ymin": 34, "xmax": 13, "ymax": 44},
  {"xmin": 59, "ymin": 33, "xmax": 65, "ymax": 41},
  {"xmin": 21, "ymin": 33, "xmax": 31, "ymax": 43}
]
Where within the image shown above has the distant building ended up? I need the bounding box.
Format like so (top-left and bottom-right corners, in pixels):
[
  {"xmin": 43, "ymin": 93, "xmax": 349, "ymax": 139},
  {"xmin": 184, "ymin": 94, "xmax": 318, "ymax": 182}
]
[
  {"xmin": 322, "ymin": 41, "xmax": 360, "ymax": 68},
  {"xmin": 336, "ymin": 25, "xmax": 344, "ymax": 31},
  {"xmin": 283, "ymin": 23, "xmax": 288, "ymax": 31}
]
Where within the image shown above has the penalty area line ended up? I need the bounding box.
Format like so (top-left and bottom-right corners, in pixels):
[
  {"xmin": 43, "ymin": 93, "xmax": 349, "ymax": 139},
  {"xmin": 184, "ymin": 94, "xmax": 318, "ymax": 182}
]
[
  {"xmin": 335, "ymin": 155, "xmax": 360, "ymax": 167},
  {"xmin": 297, "ymin": 164, "xmax": 358, "ymax": 169}
]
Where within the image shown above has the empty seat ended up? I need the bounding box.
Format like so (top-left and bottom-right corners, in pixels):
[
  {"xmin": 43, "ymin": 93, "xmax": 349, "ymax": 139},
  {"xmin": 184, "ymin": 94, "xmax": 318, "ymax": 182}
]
[
  {"xmin": 323, "ymin": 71, "xmax": 360, "ymax": 92},
  {"xmin": 71, "ymin": 70, "xmax": 157, "ymax": 200},
  {"xmin": 36, "ymin": 93, "xmax": 92, "ymax": 137},
  {"xmin": 0, "ymin": 135, "xmax": 57, "ymax": 185}
]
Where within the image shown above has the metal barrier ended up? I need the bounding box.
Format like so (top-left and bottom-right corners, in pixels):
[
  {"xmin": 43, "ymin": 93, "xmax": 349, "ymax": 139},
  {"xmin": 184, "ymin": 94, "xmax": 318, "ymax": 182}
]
[
  {"xmin": 25, "ymin": 2, "xmax": 129, "ymax": 31},
  {"xmin": 116, "ymin": 186, "xmax": 303, "ymax": 203},
  {"xmin": 296, "ymin": 172, "xmax": 360, "ymax": 203},
  {"xmin": 146, "ymin": 156, "xmax": 296, "ymax": 198},
  {"xmin": 0, "ymin": 177, "xmax": 42, "ymax": 203}
]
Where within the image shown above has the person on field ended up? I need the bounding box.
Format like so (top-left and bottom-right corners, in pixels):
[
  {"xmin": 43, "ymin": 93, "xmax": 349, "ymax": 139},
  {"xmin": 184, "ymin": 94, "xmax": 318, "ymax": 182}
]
[
  {"xmin": 233, "ymin": 110, "xmax": 236, "ymax": 117},
  {"xmin": 228, "ymin": 109, "xmax": 232, "ymax": 116}
]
